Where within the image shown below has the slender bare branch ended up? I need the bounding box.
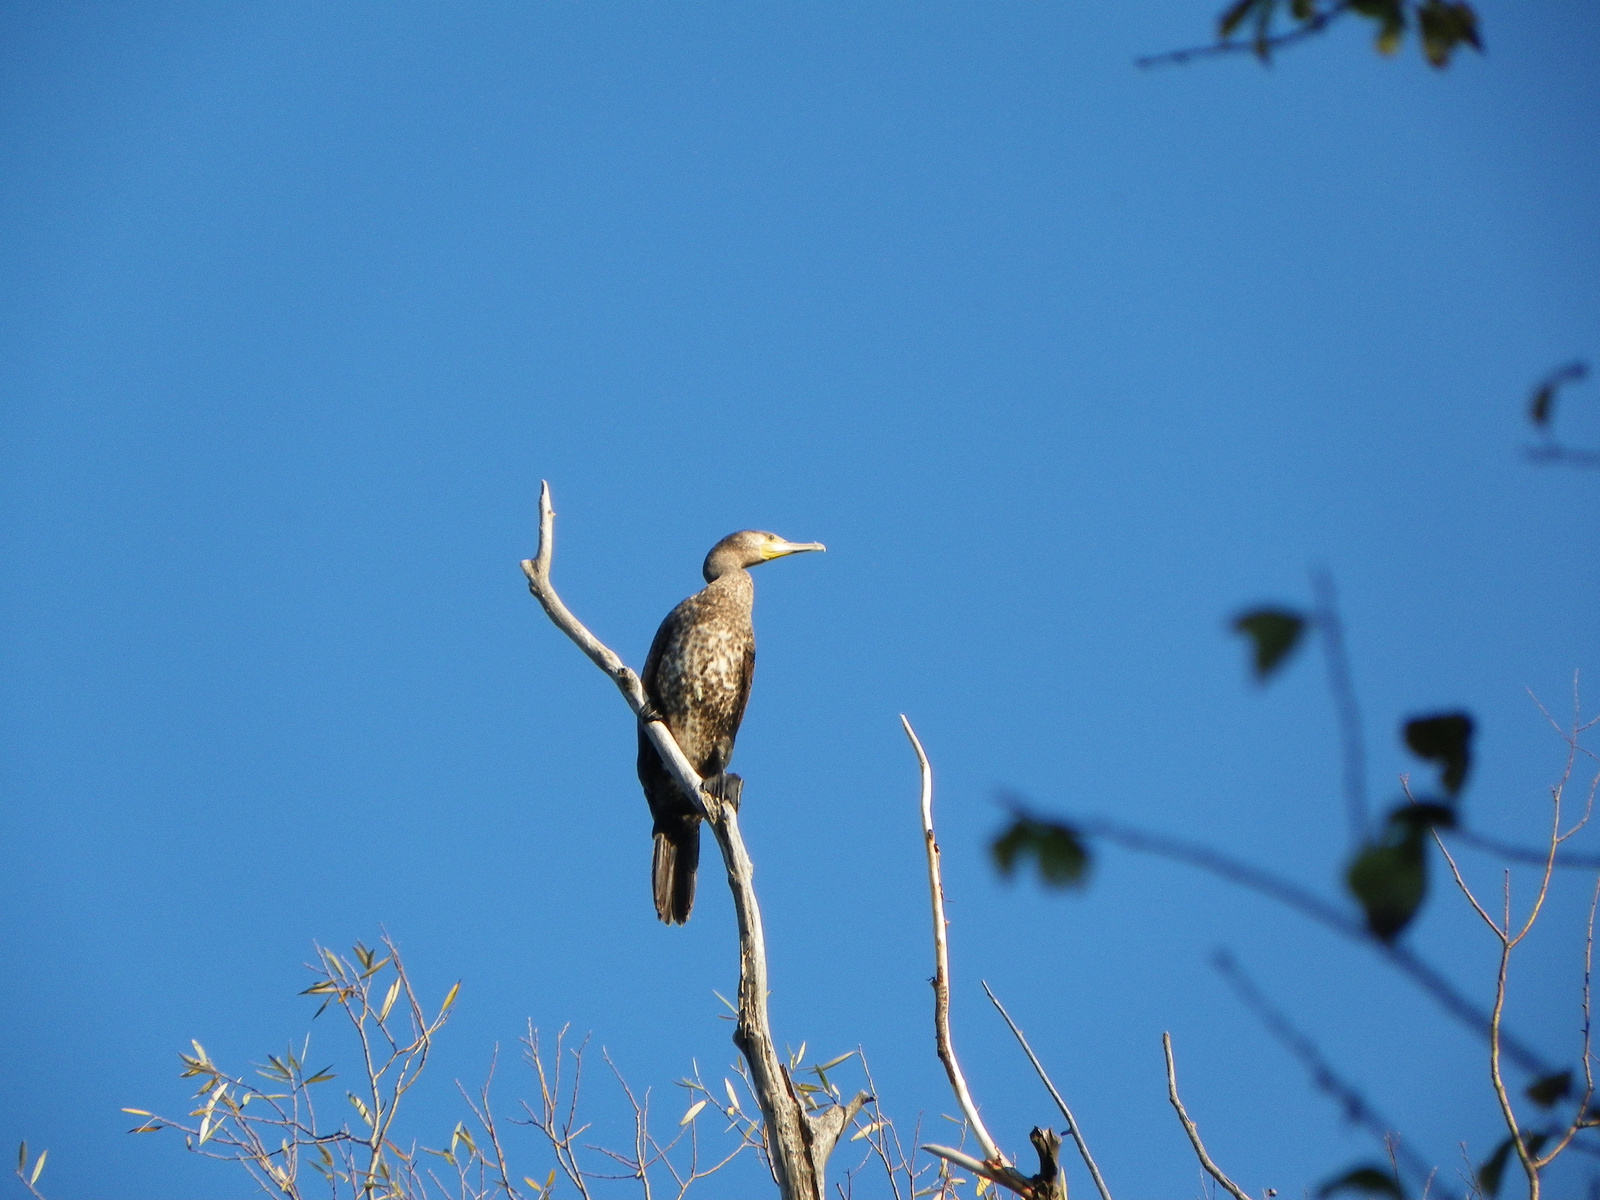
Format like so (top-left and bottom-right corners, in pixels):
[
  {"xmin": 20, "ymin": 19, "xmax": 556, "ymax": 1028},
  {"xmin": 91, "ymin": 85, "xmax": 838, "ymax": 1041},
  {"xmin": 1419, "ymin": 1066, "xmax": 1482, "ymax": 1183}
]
[
  {"xmin": 903, "ymin": 716, "xmax": 1052, "ymax": 1200},
  {"xmin": 981, "ymin": 981, "xmax": 1114, "ymax": 1200},
  {"xmin": 902, "ymin": 716, "xmax": 1004, "ymax": 1166},
  {"xmin": 1161, "ymin": 1033, "xmax": 1253, "ymax": 1200}
]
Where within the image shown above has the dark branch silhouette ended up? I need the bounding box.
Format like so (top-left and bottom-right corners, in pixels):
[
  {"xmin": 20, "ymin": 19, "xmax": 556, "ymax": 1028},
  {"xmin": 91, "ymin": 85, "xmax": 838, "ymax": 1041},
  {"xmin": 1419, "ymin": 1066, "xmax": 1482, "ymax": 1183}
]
[
  {"xmin": 1212, "ymin": 949, "xmax": 1459, "ymax": 1199},
  {"xmin": 1071, "ymin": 812, "xmax": 1555, "ymax": 1077},
  {"xmin": 1311, "ymin": 569, "xmax": 1370, "ymax": 849}
]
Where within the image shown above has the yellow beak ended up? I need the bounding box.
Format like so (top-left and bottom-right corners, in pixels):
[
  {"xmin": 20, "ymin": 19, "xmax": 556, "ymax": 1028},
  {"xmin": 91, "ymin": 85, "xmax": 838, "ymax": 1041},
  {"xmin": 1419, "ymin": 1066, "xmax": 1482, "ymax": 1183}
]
[{"xmin": 762, "ymin": 539, "xmax": 826, "ymax": 560}]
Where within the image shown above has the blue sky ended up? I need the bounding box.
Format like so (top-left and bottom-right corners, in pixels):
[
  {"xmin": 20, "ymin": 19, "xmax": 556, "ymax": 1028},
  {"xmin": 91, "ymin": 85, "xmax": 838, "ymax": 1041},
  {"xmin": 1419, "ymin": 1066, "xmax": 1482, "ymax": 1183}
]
[{"xmin": 2, "ymin": 2, "xmax": 1598, "ymax": 1197}]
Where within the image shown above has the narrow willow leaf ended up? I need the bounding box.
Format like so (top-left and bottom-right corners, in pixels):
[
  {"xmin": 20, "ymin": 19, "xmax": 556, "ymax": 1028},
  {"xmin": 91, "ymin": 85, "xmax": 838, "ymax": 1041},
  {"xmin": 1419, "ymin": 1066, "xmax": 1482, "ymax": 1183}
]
[
  {"xmin": 850, "ymin": 1120, "xmax": 886, "ymax": 1142},
  {"xmin": 29, "ymin": 1149, "xmax": 46, "ymax": 1186},
  {"xmin": 378, "ymin": 980, "xmax": 401, "ymax": 1024},
  {"xmin": 440, "ymin": 982, "xmax": 461, "ymax": 1013},
  {"xmin": 817, "ymin": 1051, "xmax": 856, "ymax": 1071},
  {"xmin": 680, "ymin": 1099, "xmax": 708, "ymax": 1126},
  {"xmin": 724, "ymin": 1079, "xmax": 740, "ymax": 1112}
]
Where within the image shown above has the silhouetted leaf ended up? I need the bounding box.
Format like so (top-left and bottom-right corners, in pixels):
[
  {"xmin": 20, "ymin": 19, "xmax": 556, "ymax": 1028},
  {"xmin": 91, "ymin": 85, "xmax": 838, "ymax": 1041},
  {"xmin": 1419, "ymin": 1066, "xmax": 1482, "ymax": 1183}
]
[
  {"xmin": 1318, "ymin": 1163, "xmax": 1403, "ymax": 1197},
  {"xmin": 1218, "ymin": 0, "xmax": 1266, "ymax": 39},
  {"xmin": 1390, "ymin": 801, "xmax": 1456, "ymax": 833},
  {"xmin": 1417, "ymin": 0, "xmax": 1480, "ymax": 66},
  {"xmin": 1477, "ymin": 1137, "xmax": 1514, "ymax": 1198},
  {"xmin": 1233, "ymin": 608, "xmax": 1307, "ymax": 680},
  {"xmin": 1526, "ymin": 1069, "xmax": 1573, "ymax": 1108},
  {"xmin": 992, "ymin": 816, "xmax": 1091, "ymax": 889},
  {"xmin": 1347, "ymin": 808, "xmax": 1428, "ymax": 942},
  {"xmin": 1403, "ymin": 712, "xmax": 1473, "ymax": 796},
  {"xmin": 1529, "ymin": 360, "xmax": 1589, "ymax": 427},
  {"xmin": 1348, "ymin": 0, "xmax": 1407, "ymax": 54}
]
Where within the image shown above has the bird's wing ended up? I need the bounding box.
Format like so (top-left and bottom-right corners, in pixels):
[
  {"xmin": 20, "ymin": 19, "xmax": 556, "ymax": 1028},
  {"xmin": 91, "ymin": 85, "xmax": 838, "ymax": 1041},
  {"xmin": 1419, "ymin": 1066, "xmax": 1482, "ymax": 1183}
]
[{"xmin": 729, "ymin": 642, "xmax": 756, "ymax": 738}]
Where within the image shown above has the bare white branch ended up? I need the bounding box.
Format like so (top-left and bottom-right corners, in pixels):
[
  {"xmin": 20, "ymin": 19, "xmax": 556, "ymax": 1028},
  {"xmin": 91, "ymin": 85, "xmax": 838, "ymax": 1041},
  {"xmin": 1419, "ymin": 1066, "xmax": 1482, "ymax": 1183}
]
[
  {"xmin": 1161, "ymin": 1033, "xmax": 1252, "ymax": 1200},
  {"xmin": 902, "ymin": 716, "xmax": 1050, "ymax": 1200},
  {"xmin": 523, "ymin": 483, "xmax": 854, "ymax": 1200}
]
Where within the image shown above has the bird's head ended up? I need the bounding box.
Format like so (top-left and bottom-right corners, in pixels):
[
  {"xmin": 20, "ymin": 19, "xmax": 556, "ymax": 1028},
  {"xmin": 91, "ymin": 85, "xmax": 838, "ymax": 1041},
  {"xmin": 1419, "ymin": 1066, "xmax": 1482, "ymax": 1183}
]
[{"xmin": 703, "ymin": 531, "xmax": 826, "ymax": 582}]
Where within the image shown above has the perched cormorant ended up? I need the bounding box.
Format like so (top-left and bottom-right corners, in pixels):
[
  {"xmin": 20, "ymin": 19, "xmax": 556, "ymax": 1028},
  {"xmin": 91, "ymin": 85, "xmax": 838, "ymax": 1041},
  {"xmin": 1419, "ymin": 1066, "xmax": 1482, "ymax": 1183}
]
[{"xmin": 637, "ymin": 530, "xmax": 824, "ymax": 924}]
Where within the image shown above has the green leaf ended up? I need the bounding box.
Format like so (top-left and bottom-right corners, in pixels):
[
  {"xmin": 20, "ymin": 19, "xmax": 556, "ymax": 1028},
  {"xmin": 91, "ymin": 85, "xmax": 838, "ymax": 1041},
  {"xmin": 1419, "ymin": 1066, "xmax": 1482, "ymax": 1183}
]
[
  {"xmin": 1349, "ymin": 0, "xmax": 1407, "ymax": 55},
  {"xmin": 1417, "ymin": 0, "xmax": 1481, "ymax": 66},
  {"xmin": 1218, "ymin": 0, "xmax": 1266, "ymax": 40},
  {"xmin": 1390, "ymin": 801, "xmax": 1456, "ymax": 833},
  {"xmin": 28, "ymin": 1149, "xmax": 46, "ymax": 1187},
  {"xmin": 1477, "ymin": 1133, "xmax": 1548, "ymax": 1198},
  {"xmin": 1403, "ymin": 712, "xmax": 1474, "ymax": 796},
  {"xmin": 1526, "ymin": 1069, "xmax": 1573, "ymax": 1108},
  {"xmin": 992, "ymin": 815, "xmax": 1091, "ymax": 889},
  {"xmin": 1347, "ymin": 809, "xmax": 1428, "ymax": 942},
  {"xmin": 1318, "ymin": 1163, "xmax": 1403, "ymax": 1197},
  {"xmin": 1232, "ymin": 609, "xmax": 1306, "ymax": 681}
]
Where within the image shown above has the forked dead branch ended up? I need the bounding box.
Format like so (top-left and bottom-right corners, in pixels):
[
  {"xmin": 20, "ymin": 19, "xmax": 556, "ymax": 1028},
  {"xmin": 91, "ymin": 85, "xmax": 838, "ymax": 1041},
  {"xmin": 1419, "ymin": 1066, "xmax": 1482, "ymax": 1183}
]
[{"xmin": 521, "ymin": 482, "xmax": 864, "ymax": 1200}]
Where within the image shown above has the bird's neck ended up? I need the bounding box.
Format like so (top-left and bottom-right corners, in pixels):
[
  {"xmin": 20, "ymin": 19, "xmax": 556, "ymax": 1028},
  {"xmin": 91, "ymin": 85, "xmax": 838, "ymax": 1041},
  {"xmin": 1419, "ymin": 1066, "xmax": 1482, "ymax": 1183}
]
[{"xmin": 705, "ymin": 568, "xmax": 754, "ymax": 604}]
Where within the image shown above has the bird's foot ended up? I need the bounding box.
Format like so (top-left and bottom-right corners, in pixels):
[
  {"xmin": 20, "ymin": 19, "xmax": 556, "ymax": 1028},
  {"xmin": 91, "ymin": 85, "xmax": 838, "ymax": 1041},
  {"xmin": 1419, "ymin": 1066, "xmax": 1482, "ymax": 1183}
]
[
  {"xmin": 703, "ymin": 772, "xmax": 743, "ymax": 811},
  {"xmin": 638, "ymin": 701, "xmax": 665, "ymax": 724}
]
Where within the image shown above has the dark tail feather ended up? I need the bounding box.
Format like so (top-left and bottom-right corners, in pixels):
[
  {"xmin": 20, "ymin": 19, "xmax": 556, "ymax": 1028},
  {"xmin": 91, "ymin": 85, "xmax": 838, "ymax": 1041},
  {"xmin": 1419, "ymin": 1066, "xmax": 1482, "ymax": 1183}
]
[{"xmin": 652, "ymin": 824, "xmax": 700, "ymax": 925}]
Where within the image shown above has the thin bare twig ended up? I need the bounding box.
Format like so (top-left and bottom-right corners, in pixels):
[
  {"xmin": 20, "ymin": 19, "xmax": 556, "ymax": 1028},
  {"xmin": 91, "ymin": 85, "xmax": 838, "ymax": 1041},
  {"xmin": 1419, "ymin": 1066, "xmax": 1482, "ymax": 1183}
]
[
  {"xmin": 981, "ymin": 981, "xmax": 1114, "ymax": 1200},
  {"xmin": 1161, "ymin": 1033, "xmax": 1253, "ymax": 1200}
]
